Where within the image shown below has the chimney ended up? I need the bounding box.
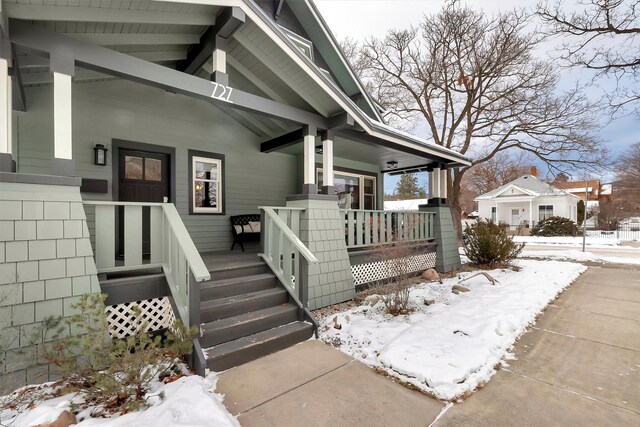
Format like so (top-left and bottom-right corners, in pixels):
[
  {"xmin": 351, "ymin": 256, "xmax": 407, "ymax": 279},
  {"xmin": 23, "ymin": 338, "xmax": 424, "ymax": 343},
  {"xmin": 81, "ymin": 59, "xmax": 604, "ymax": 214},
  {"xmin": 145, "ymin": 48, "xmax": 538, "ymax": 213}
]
[{"xmin": 530, "ymin": 166, "xmax": 537, "ymax": 177}]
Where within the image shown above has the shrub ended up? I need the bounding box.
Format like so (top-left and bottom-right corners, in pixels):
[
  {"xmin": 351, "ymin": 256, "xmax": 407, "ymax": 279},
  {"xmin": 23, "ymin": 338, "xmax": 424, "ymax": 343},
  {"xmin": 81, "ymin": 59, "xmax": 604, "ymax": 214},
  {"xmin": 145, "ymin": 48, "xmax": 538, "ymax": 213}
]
[
  {"xmin": 370, "ymin": 241, "xmax": 416, "ymax": 315},
  {"xmin": 42, "ymin": 293, "xmax": 197, "ymax": 415},
  {"xmin": 530, "ymin": 216, "xmax": 577, "ymax": 236},
  {"xmin": 463, "ymin": 219, "xmax": 524, "ymax": 268}
]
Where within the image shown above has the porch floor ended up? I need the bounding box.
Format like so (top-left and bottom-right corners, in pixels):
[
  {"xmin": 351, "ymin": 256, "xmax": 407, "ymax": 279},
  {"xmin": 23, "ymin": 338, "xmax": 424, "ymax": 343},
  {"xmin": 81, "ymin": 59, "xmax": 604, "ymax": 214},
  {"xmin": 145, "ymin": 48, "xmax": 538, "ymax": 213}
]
[{"xmin": 200, "ymin": 245, "xmax": 262, "ymax": 272}]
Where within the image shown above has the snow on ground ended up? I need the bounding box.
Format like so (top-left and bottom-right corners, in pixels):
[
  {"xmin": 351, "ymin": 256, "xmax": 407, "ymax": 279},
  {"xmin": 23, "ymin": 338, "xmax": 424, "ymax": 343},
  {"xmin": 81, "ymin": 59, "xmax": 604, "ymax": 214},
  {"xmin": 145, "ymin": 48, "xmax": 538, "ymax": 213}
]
[
  {"xmin": 318, "ymin": 260, "xmax": 586, "ymax": 401},
  {"xmin": 521, "ymin": 249, "xmax": 640, "ymax": 265},
  {"xmin": 512, "ymin": 235, "xmax": 625, "ymax": 247},
  {"xmin": 1, "ymin": 371, "xmax": 239, "ymax": 427}
]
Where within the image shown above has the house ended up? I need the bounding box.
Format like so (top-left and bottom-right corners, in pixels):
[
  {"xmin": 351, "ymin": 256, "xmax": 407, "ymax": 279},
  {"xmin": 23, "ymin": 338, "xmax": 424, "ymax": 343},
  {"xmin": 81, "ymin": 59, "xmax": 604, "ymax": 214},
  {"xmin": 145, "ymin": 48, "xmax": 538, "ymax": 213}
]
[
  {"xmin": 384, "ymin": 198, "xmax": 429, "ymax": 211},
  {"xmin": 552, "ymin": 179, "xmax": 612, "ymax": 203},
  {"xmin": 0, "ymin": 0, "xmax": 470, "ymax": 387},
  {"xmin": 475, "ymin": 175, "xmax": 580, "ymax": 229}
]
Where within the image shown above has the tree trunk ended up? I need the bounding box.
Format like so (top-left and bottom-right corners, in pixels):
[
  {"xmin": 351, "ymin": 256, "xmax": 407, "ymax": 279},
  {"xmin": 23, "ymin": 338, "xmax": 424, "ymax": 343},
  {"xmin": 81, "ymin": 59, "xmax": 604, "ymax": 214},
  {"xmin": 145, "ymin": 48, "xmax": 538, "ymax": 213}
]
[{"xmin": 450, "ymin": 170, "xmax": 465, "ymax": 240}]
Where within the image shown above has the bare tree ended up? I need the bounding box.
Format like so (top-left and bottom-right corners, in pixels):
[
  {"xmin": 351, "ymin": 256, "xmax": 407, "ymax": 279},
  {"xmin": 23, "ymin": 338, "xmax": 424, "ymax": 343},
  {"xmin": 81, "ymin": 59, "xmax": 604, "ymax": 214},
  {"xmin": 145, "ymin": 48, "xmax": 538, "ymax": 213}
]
[
  {"xmin": 464, "ymin": 151, "xmax": 533, "ymax": 195},
  {"xmin": 355, "ymin": 1, "xmax": 606, "ymax": 236},
  {"xmin": 537, "ymin": 0, "xmax": 640, "ymax": 116},
  {"xmin": 614, "ymin": 141, "xmax": 640, "ymax": 211}
]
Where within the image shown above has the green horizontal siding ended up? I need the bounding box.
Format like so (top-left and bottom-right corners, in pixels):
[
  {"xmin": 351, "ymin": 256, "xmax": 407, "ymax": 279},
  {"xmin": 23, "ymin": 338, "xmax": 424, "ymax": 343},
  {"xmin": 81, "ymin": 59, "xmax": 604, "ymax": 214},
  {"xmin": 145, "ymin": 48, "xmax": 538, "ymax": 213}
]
[{"xmin": 18, "ymin": 80, "xmax": 298, "ymax": 253}]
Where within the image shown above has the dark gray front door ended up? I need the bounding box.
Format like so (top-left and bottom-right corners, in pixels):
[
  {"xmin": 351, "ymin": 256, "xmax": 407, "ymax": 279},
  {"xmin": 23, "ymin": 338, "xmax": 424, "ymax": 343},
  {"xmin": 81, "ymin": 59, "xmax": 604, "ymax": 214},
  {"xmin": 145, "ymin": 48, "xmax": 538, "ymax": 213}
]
[{"xmin": 117, "ymin": 149, "xmax": 170, "ymax": 256}]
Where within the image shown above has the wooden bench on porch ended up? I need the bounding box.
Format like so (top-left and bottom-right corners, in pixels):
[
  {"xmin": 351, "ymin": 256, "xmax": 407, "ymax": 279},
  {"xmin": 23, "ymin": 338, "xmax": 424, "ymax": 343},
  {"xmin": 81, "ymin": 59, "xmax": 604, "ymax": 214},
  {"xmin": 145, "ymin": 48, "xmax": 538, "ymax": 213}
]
[{"xmin": 230, "ymin": 214, "xmax": 261, "ymax": 252}]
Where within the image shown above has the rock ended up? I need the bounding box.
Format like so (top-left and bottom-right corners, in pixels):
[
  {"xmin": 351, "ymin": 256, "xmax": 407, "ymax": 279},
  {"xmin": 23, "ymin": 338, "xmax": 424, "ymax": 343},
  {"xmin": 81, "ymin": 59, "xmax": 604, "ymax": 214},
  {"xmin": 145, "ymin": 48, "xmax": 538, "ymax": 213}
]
[
  {"xmin": 332, "ymin": 316, "xmax": 342, "ymax": 330},
  {"xmin": 35, "ymin": 410, "xmax": 77, "ymax": 427},
  {"xmin": 423, "ymin": 298, "xmax": 436, "ymax": 306},
  {"xmin": 452, "ymin": 284, "xmax": 470, "ymax": 294},
  {"xmin": 421, "ymin": 268, "xmax": 442, "ymax": 283},
  {"xmin": 363, "ymin": 294, "xmax": 381, "ymax": 306}
]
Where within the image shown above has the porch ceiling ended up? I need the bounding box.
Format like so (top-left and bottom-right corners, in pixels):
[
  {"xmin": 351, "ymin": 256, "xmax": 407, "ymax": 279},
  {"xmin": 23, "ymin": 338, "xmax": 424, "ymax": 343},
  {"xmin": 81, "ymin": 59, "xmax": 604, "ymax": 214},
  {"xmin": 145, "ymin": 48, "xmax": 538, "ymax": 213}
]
[
  {"xmin": 4, "ymin": 0, "xmax": 341, "ymax": 139},
  {"xmin": 277, "ymin": 134, "xmax": 447, "ymax": 173}
]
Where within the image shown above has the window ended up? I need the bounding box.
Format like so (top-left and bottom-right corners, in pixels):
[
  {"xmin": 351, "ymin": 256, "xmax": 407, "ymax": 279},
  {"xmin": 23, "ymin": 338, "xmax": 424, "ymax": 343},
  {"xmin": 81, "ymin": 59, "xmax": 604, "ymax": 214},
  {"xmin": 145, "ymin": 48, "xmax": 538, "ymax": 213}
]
[
  {"xmin": 278, "ymin": 25, "xmax": 314, "ymax": 61},
  {"xmin": 491, "ymin": 207, "xmax": 497, "ymax": 222},
  {"xmin": 189, "ymin": 150, "xmax": 224, "ymax": 215},
  {"xmin": 539, "ymin": 205, "xmax": 553, "ymax": 221},
  {"xmin": 317, "ymin": 168, "xmax": 376, "ymax": 210}
]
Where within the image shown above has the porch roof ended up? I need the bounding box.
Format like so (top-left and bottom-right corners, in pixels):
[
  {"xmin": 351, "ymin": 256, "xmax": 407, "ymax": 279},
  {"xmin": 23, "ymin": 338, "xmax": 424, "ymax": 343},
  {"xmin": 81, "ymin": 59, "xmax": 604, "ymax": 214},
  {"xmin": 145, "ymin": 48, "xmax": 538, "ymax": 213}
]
[{"xmin": 3, "ymin": 0, "xmax": 470, "ymax": 168}]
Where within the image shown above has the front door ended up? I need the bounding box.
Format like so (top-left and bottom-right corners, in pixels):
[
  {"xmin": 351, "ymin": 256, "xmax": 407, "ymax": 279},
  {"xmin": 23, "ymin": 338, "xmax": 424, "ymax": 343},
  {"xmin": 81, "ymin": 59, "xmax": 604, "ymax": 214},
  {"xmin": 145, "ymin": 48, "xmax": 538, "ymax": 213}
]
[
  {"xmin": 511, "ymin": 208, "xmax": 520, "ymax": 229},
  {"xmin": 118, "ymin": 149, "xmax": 170, "ymax": 256}
]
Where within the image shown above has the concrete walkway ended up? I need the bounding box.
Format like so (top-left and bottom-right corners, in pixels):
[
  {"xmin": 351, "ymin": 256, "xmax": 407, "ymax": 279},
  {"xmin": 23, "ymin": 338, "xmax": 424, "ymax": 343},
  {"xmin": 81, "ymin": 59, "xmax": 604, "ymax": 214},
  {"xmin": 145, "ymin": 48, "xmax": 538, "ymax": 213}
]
[
  {"xmin": 436, "ymin": 265, "xmax": 640, "ymax": 426},
  {"xmin": 216, "ymin": 265, "xmax": 640, "ymax": 426}
]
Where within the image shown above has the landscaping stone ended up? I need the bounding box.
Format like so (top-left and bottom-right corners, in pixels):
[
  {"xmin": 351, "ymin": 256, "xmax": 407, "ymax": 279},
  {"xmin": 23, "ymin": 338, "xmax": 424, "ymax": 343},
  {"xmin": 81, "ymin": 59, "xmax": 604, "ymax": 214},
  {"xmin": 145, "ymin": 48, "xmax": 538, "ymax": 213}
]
[
  {"xmin": 423, "ymin": 298, "xmax": 436, "ymax": 306},
  {"xmin": 421, "ymin": 268, "xmax": 442, "ymax": 283},
  {"xmin": 452, "ymin": 284, "xmax": 471, "ymax": 294}
]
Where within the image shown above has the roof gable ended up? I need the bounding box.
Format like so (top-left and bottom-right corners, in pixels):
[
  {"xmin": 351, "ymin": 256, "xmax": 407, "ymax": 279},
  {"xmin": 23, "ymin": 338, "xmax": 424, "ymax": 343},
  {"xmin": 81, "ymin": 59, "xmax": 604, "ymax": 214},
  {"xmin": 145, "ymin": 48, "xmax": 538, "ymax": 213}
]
[{"xmin": 475, "ymin": 175, "xmax": 579, "ymax": 200}]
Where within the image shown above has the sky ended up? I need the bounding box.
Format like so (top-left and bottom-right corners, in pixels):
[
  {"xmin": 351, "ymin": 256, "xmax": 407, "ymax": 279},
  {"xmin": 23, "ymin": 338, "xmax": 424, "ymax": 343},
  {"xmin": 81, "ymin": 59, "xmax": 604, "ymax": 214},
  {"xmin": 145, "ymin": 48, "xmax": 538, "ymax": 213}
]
[{"xmin": 314, "ymin": 0, "xmax": 639, "ymax": 192}]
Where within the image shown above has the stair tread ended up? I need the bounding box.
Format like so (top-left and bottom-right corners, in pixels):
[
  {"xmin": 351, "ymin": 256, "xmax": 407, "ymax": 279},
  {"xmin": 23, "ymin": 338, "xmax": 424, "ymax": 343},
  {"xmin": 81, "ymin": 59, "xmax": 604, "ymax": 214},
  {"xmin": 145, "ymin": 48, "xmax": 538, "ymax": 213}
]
[
  {"xmin": 200, "ymin": 287, "xmax": 287, "ymax": 309},
  {"xmin": 201, "ymin": 273, "xmax": 276, "ymax": 288},
  {"xmin": 204, "ymin": 321, "xmax": 312, "ymax": 359},
  {"xmin": 201, "ymin": 304, "xmax": 297, "ymax": 332}
]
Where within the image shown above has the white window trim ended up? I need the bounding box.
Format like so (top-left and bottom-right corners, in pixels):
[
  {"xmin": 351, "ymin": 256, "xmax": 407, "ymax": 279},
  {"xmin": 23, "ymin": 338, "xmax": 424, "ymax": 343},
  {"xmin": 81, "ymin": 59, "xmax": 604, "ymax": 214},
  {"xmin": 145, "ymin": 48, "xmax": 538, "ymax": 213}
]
[
  {"xmin": 317, "ymin": 168, "xmax": 376, "ymax": 210},
  {"xmin": 192, "ymin": 155, "xmax": 222, "ymax": 214},
  {"xmin": 277, "ymin": 24, "xmax": 314, "ymax": 61},
  {"xmin": 538, "ymin": 205, "xmax": 553, "ymax": 221}
]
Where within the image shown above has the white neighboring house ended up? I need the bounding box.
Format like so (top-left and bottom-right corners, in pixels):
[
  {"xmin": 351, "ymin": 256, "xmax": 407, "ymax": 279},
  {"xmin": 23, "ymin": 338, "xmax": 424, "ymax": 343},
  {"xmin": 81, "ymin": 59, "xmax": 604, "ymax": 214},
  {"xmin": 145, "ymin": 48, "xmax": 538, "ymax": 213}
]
[
  {"xmin": 475, "ymin": 175, "xmax": 581, "ymax": 229},
  {"xmin": 384, "ymin": 198, "xmax": 430, "ymax": 211}
]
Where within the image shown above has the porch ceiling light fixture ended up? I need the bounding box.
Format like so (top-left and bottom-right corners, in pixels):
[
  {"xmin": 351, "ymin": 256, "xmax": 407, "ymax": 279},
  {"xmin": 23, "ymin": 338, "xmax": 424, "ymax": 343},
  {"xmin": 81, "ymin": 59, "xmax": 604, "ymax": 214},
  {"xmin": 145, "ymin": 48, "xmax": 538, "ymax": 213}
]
[
  {"xmin": 93, "ymin": 144, "xmax": 108, "ymax": 166},
  {"xmin": 386, "ymin": 160, "xmax": 398, "ymax": 169}
]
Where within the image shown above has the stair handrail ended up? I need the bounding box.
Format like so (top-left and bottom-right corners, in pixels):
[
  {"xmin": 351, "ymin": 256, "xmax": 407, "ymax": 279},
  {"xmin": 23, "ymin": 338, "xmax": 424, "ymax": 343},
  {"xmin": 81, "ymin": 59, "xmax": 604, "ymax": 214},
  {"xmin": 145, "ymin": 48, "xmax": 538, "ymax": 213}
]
[
  {"xmin": 259, "ymin": 207, "xmax": 318, "ymax": 311},
  {"xmin": 84, "ymin": 200, "xmax": 209, "ymax": 375}
]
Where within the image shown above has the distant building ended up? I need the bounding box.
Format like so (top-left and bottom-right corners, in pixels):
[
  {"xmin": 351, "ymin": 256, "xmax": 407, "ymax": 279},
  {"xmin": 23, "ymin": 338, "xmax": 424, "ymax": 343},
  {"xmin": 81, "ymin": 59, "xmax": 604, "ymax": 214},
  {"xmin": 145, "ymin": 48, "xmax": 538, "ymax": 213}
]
[
  {"xmin": 475, "ymin": 175, "xmax": 580, "ymax": 229},
  {"xmin": 553, "ymin": 179, "xmax": 612, "ymax": 202}
]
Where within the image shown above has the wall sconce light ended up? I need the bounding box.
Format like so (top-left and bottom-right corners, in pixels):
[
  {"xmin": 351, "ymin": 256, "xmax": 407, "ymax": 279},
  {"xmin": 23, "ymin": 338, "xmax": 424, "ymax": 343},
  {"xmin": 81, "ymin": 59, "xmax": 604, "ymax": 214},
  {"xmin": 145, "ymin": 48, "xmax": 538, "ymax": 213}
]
[
  {"xmin": 387, "ymin": 160, "xmax": 398, "ymax": 169},
  {"xmin": 93, "ymin": 144, "xmax": 108, "ymax": 166},
  {"xmin": 315, "ymin": 145, "xmax": 323, "ymax": 154}
]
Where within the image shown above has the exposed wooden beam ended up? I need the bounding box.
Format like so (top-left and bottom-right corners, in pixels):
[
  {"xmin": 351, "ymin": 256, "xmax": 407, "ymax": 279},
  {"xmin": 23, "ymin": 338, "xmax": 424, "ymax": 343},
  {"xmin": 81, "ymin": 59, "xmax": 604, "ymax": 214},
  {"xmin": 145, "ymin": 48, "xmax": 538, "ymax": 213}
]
[
  {"xmin": 10, "ymin": 54, "xmax": 26, "ymax": 111},
  {"xmin": 178, "ymin": 7, "xmax": 245, "ymax": 75},
  {"xmin": 130, "ymin": 50, "xmax": 187, "ymax": 62},
  {"xmin": 234, "ymin": 31, "xmax": 330, "ymax": 116},
  {"xmin": 10, "ymin": 22, "xmax": 327, "ymax": 129},
  {"xmin": 261, "ymin": 128, "xmax": 306, "ymax": 153},
  {"xmin": 4, "ymin": 4, "xmax": 216, "ymax": 26},
  {"xmin": 328, "ymin": 112, "xmax": 355, "ymax": 130},
  {"xmin": 21, "ymin": 69, "xmax": 112, "ymax": 86},
  {"xmin": 67, "ymin": 33, "xmax": 201, "ymax": 46}
]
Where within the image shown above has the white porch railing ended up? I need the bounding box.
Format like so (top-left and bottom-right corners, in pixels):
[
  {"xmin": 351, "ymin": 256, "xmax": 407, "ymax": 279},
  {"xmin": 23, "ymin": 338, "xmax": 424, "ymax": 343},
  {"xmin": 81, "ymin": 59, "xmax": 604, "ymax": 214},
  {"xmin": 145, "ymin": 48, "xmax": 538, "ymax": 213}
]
[
  {"xmin": 340, "ymin": 209, "xmax": 435, "ymax": 248},
  {"xmin": 83, "ymin": 201, "xmax": 210, "ymax": 328},
  {"xmin": 259, "ymin": 207, "xmax": 318, "ymax": 307}
]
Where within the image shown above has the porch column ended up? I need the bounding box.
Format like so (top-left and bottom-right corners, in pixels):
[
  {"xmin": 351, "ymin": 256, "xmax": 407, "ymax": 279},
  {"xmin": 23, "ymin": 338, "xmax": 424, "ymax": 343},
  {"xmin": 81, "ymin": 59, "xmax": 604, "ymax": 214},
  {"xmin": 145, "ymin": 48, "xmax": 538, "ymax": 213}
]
[
  {"xmin": 320, "ymin": 130, "xmax": 334, "ymax": 195},
  {"xmin": 439, "ymin": 168, "xmax": 448, "ymax": 200},
  {"xmin": 431, "ymin": 167, "xmax": 441, "ymax": 199},
  {"xmin": 529, "ymin": 199, "xmax": 533, "ymax": 225},
  {"xmin": 211, "ymin": 36, "xmax": 228, "ymax": 86},
  {"xmin": 0, "ymin": 40, "xmax": 13, "ymax": 172},
  {"xmin": 51, "ymin": 55, "xmax": 75, "ymax": 176},
  {"xmin": 302, "ymin": 125, "xmax": 317, "ymax": 194}
]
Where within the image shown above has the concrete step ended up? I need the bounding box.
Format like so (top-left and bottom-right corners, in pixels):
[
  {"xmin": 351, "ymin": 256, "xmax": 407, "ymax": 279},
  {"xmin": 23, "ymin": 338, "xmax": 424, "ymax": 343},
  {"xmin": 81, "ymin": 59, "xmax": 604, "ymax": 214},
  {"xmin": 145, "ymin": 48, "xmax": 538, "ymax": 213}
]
[
  {"xmin": 205, "ymin": 321, "xmax": 314, "ymax": 372},
  {"xmin": 200, "ymin": 287, "xmax": 288, "ymax": 323},
  {"xmin": 200, "ymin": 273, "xmax": 277, "ymax": 301},
  {"xmin": 209, "ymin": 262, "xmax": 269, "ymax": 281},
  {"xmin": 200, "ymin": 304, "xmax": 299, "ymax": 348}
]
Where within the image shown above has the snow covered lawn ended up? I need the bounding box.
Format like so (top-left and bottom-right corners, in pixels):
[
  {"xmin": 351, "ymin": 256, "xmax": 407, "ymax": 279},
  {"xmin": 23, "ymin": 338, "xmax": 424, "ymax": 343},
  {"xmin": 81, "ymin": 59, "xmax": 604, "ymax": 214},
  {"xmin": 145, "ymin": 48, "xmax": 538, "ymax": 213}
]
[
  {"xmin": 520, "ymin": 249, "xmax": 640, "ymax": 265},
  {"xmin": 512, "ymin": 235, "xmax": 625, "ymax": 247},
  {"xmin": 0, "ymin": 370, "xmax": 238, "ymax": 427},
  {"xmin": 318, "ymin": 260, "xmax": 586, "ymax": 401}
]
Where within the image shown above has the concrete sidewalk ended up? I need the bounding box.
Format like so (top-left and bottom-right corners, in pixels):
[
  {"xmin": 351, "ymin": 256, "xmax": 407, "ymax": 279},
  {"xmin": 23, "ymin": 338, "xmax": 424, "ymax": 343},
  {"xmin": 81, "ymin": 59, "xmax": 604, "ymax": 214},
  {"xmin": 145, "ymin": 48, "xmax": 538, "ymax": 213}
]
[
  {"xmin": 215, "ymin": 264, "xmax": 640, "ymax": 426},
  {"xmin": 215, "ymin": 340, "xmax": 444, "ymax": 426},
  {"xmin": 436, "ymin": 265, "xmax": 640, "ymax": 426}
]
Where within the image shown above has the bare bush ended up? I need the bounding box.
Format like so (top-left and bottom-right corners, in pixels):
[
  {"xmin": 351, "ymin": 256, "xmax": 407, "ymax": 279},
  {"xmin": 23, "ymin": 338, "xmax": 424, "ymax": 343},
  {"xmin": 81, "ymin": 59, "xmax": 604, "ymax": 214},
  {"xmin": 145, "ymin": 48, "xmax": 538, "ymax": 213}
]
[{"xmin": 370, "ymin": 241, "xmax": 417, "ymax": 315}]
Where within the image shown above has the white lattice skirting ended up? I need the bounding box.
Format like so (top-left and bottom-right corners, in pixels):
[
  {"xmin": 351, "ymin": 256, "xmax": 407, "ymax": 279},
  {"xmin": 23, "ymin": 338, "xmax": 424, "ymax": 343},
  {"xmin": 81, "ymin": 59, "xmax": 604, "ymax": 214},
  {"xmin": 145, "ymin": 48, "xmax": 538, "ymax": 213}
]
[
  {"xmin": 351, "ymin": 251, "xmax": 438, "ymax": 286},
  {"xmin": 105, "ymin": 297, "xmax": 176, "ymax": 339}
]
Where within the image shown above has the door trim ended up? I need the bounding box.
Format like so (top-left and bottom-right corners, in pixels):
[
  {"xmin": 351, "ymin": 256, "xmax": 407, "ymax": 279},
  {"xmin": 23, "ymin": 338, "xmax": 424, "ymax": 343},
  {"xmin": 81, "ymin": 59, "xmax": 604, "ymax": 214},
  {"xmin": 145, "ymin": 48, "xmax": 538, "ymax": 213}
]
[{"xmin": 112, "ymin": 139, "xmax": 176, "ymax": 203}]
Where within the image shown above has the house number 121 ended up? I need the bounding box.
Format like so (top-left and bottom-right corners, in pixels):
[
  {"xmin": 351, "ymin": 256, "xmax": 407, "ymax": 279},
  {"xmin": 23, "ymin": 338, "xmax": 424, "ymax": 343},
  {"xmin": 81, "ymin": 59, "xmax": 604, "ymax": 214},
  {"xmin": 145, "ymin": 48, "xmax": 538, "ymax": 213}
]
[{"xmin": 210, "ymin": 82, "xmax": 234, "ymax": 103}]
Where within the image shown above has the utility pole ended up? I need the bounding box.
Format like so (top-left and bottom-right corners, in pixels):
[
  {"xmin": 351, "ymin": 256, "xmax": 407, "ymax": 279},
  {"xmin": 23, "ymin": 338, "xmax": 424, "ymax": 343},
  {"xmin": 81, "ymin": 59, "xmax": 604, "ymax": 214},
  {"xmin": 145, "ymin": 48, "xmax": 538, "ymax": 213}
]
[{"xmin": 582, "ymin": 179, "xmax": 588, "ymax": 252}]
